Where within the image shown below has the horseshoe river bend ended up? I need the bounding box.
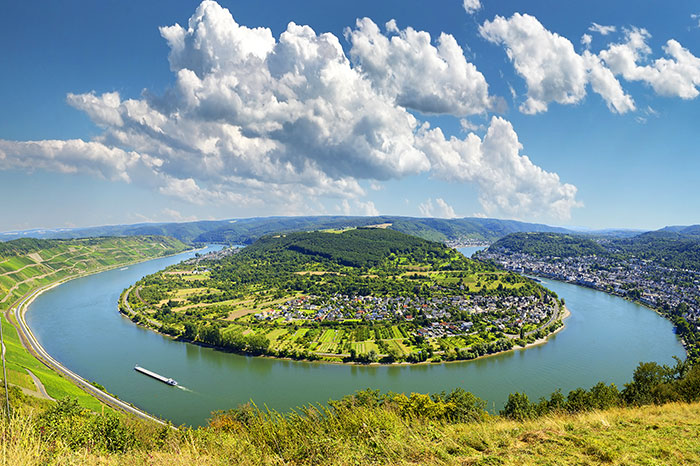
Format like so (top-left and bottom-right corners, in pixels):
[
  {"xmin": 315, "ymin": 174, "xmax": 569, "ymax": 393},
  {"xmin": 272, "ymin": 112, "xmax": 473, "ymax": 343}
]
[{"xmin": 25, "ymin": 246, "xmax": 685, "ymax": 426}]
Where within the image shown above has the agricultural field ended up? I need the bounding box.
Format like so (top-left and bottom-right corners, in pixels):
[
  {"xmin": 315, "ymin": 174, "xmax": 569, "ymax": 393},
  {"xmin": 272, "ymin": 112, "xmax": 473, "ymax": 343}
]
[
  {"xmin": 126, "ymin": 228, "xmax": 564, "ymax": 364},
  {"xmin": 0, "ymin": 236, "xmax": 189, "ymax": 312}
]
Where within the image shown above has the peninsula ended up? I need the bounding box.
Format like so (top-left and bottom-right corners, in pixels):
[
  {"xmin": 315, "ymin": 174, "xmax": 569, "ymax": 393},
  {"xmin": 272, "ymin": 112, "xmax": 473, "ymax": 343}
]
[{"xmin": 121, "ymin": 228, "xmax": 564, "ymax": 363}]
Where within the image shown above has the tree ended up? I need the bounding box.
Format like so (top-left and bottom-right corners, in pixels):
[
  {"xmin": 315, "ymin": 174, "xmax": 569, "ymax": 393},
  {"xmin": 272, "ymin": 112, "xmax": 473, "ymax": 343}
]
[
  {"xmin": 183, "ymin": 321, "xmax": 199, "ymax": 340},
  {"xmin": 565, "ymin": 388, "xmax": 590, "ymax": 413},
  {"xmin": 536, "ymin": 389, "xmax": 565, "ymax": 415},
  {"xmin": 435, "ymin": 388, "xmax": 487, "ymax": 422},
  {"xmin": 200, "ymin": 325, "xmax": 221, "ymax": 346},
  {"xmin": 623, "ymin": 362, "xmax": 670, "ymax": 405},
  {"xmin": 588, "ymin": 382, "xmax": 621, "ymax": 409},
  {"xmin": 367, "ymin": 349, "xmax": 378, "ymax": 363},
  {"xmin": 500, "ymin": 392, "xmax": 534, "ymax": 420},
  {"xmin": 247, "ymin": 334, "xmax": 270, "ymax": 355}
]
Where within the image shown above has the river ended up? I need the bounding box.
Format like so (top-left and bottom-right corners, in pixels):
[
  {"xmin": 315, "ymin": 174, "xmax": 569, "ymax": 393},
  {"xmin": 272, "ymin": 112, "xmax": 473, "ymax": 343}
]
[{"xmin": 26, "ymin": 246, "xmax": 685, "ymax": 426}]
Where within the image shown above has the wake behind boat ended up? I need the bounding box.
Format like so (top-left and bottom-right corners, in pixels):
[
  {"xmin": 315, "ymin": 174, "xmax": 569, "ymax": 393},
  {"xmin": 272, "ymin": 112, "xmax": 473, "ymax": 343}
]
[{"xmin": 134, "ymin": 365, "xmax": 178, "ymax": 386}]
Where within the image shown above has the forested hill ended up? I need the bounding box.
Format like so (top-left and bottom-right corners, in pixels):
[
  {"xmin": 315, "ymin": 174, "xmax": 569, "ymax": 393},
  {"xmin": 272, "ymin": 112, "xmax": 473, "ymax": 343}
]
[
  {"xmin": 488, "ymin": 233, "xmax": 607, "ymax": 258},
  {"xmin": 241, "ymin": 228, "xmax": 455, "ymax": 268},
  {"xmin": 657, "ymin": 224, "xmax": 700, "ymax": 237},
  {"xmin": 488, "ymin": 230, "xmax": 700, "ymax": 270}
]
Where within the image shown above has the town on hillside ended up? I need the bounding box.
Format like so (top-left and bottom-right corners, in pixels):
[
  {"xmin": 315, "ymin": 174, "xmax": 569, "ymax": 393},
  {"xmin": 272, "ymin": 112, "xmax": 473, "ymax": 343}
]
[{"xmin": 479, "ymin": 248, "xmax": 700, "ymax": 358}]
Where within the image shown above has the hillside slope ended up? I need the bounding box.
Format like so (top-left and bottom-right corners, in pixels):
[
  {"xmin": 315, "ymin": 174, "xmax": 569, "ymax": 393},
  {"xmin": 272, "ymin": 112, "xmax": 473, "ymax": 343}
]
[
  {"xmin": 0, "ymin": 236, "xmax": 190, "ymax": 409},
  {"xmin": 488, "ymin": 232, "xmax": 607, "ymax": 257},
  {"xmin": 0, "ymin": 236, "xmax": 189, "ymax": 311},
  {"xmin": 489, "ymin": 230, "xmax": 700, "ymax": 270}
]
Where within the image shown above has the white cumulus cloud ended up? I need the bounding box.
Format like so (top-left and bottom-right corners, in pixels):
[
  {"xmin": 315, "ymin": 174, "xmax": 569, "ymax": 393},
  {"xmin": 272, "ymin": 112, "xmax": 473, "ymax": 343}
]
[
  {"xmin": 480, "ymin": 13, "xmax": 634, "ymax": 114},
  {"xmin": 589, "ymin": 23, "xmax": 616, "ymax": 36},
  {"xmin": 462, "ymin": 0, "xmax": 482, "ymax": 15},
  {"xmin": 0, "ymin": 139, "xmax": 141, "ymax": 182},
  {"xmin": 0, "ymin": 1, "xmax": 580, "ymax": 221},
  {"xmin": 581, "ymin": 34, "xmax": 592, "ymax": 47},
  {"xmin": 418, "ymin": 116, "xmax": 582, "ymax": 220},
  {"xmin": 346, "ymin": 17, "xmax": 492, "ymax": 116},
  {"xmin": 338, "ymin": 199, "xmax": 379, "ymax": 216},
  {"xmin": 161, "ymin": 208, "xmax": 200, "ymax": 222},
  {"xmin": 582, "ymin": 50, "xmax": 636, "ymax": 114},
  {"xmin": 460, "ymin": 118, "xmax": 484, "ymax": 132},
  {"xmin": 599, "ymin": 28, "xmax": 700, "ymax": 99}
]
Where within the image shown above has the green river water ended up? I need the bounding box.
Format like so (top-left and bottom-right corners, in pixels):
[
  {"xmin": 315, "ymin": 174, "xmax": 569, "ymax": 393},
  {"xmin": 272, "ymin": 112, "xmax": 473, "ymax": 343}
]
[{"xmin": 27, "ymin": 246, "xmax": 685, "ymax": 426}]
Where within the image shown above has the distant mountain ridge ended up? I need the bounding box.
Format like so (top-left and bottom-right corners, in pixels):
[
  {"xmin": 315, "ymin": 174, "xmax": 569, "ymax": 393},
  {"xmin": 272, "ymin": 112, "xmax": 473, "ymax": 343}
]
[
  {"xmin": 656, "ymin": 225, "xmax": 700, "ymax": 238},
  {"xmin": 0, "ymin": 215, "xmax": 628, "ymax": 245}
]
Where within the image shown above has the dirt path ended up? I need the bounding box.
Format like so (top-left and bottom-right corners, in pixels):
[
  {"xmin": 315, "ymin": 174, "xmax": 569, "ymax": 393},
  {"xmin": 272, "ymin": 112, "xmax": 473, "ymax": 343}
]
[
  {"xmin": 26, "ymin": 368, "xmax": 54, "ymax": 401},
  {"xmin": 2, "ymin": 339, "xmax": 54, "ymax": 401},
  {"xmin": 122, "ymin": 286, "xmax": 162, "ymax": 328}
]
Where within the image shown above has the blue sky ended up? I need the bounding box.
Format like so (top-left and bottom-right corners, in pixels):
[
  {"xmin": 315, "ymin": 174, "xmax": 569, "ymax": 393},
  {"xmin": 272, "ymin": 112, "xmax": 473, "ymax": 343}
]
[{"xmin": 1, "ymin": 0, "xmax": 699, "ymax": 231}]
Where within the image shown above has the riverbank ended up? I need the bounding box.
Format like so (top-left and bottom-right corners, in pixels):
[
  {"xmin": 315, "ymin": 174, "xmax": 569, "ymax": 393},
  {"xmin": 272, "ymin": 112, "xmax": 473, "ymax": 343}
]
[
  {"xmin": 12, "ymin": 269, "xmax": 179, "ymax": 424},
  {"xmin": 511, "ymin": 304, "xmax": 571, "ymax": 352}
]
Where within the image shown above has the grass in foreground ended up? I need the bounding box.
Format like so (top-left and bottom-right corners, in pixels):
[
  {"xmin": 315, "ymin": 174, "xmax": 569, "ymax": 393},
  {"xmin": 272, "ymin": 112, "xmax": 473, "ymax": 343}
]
[
  {"xmin": 1, "ymin": 397, "xmax": 699, "ymax": 465},
  {"xmin": 1, "ymin": 359, "xmax": 699, "ymax": 464}
]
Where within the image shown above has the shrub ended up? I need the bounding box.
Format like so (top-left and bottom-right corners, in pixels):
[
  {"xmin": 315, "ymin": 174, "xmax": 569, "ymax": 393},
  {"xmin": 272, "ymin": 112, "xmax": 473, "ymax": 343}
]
[
  {"xmin": 624, "ymin": 362, "xmax": 669, "ymax": 405},
  {"xmin": 588, "ymin": 382, "xmax": 621, "ymax": 410},
  {"xmin": 36, "ymin": 398, "xmax": 137, "ymax": 453},
  {"xmin": 433, "ymin": 388, "xmax": 487, "ymax": 422}
]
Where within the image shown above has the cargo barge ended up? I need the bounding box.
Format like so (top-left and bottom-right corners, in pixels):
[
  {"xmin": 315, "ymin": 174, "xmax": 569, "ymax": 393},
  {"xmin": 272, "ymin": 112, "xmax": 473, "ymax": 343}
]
[{"xmin": 134, "ymin": 365, "xmax": 178, "ymax": 386}]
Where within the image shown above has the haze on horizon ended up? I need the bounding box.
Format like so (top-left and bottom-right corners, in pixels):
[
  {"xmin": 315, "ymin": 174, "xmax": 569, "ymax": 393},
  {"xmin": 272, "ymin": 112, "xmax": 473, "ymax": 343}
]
[{"xmin": 1, "ymin": 0, "xmax": 699, "ymax": 232}]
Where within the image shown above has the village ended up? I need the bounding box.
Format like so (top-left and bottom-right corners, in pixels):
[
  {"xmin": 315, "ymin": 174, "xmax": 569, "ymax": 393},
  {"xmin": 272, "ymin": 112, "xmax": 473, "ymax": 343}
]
[
  {"xmin": 253, "ymin": 293, "xmax": 558, "ymax": 338},
  {"xmin": 479, "ymin": 250, "xmax": 700, "ymax": 330}
]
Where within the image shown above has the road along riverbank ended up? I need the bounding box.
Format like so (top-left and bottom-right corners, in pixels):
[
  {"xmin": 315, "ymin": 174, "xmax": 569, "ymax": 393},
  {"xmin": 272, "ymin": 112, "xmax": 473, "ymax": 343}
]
[
  {"xmin": 3, "ymin": 245, "xmax": 211, "ymax": 423},
  {"xmin": 12, "ymin": 280, "xmax": 169, "ymax": 425}
]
